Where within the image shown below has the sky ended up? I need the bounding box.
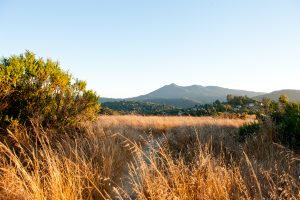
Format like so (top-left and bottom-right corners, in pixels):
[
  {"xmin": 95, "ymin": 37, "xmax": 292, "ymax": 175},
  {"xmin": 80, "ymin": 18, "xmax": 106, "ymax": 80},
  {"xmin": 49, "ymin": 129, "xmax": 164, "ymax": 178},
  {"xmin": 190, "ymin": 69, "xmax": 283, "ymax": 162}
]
[{"xmin": 1, "ymin": 0, "xmax": 300, "ymax": 98}]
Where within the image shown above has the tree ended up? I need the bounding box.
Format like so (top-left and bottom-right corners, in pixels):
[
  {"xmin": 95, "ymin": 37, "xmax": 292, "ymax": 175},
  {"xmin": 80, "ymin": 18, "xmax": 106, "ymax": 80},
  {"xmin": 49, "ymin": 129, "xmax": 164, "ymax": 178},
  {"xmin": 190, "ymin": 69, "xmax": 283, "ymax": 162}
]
[
  {"xmin": 226, "ymin": 94, "xmax": 234, "ymax": 102},
  {"xmin": 279, "ymin": 95, "xmax": 289, "ymax": 104},
  {"xmin": 214, "ymin": 100, "xmax": 221, "ymax": 105},
  {"xmin": 0, "ymin": 51, "xmax": 100, "ymax": 129},
  {"xmin": 272, "ymin": 102, "xmax": 300, "ymax": 151},
  {"xmin": 223, "ymin": 104, "xmax": 232, "ymax": 112},
  {"xmin": 262, "ymin": 97, "xmax": 272, "ymax": 113}
]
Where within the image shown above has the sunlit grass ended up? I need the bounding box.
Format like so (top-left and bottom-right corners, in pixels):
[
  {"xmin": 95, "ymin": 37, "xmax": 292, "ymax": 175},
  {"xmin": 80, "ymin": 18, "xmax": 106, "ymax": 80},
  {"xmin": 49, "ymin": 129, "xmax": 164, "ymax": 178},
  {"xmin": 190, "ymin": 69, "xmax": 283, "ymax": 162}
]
[{"xmin": 0, "ymin": 115, "xmax": 299, "ymax": 199}]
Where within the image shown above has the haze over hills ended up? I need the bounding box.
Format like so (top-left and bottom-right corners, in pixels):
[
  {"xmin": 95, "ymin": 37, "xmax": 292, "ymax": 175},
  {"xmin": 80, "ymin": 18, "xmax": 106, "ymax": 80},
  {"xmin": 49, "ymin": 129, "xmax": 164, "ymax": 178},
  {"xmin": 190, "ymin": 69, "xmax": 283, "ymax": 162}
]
[
  {"xmin": 101, "ymin": 84, "xmax": 300, "ymax": 108},
  {"xmin": 101, "ymin": 84, "xmax": 266, "ymax": 108},
  {"xmin": 132, "ymin": 83, "xmax": 264, "ymax": 101}
]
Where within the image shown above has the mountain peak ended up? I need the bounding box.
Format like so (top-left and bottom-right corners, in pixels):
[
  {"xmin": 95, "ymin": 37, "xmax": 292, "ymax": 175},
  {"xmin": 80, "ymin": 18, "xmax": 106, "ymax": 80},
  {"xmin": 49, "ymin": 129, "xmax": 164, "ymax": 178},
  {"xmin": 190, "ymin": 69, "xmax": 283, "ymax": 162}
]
[
  {"xmin": 102, "ymin": 85, "xmax": 300, "ymax": 108},
  {"xmin": 133, "ymin": 83, "xmax": 265, "ymax": 105},
  {"xmin": 167, "ymin": 83, "xmax": 179, "ymax": 87}
]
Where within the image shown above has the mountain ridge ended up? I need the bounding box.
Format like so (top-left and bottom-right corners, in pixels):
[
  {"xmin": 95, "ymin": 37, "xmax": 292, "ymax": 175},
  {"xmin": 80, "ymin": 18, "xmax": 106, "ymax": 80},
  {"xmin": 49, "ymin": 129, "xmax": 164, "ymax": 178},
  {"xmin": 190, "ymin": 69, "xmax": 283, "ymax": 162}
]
[
  {"xmin": 101, "ymin": 84, "xmax": 300, "ymax": 108},
  {"xmin": 131, "ymin": 83, "xmax": 265, "ymax": 101},
  {"xmin": 101, "ymin": 83, "xmax": 266, "ymax": 108},
  {"xmin": 254, "ymin": 89, "xmax": 300, "ymax": 102}
]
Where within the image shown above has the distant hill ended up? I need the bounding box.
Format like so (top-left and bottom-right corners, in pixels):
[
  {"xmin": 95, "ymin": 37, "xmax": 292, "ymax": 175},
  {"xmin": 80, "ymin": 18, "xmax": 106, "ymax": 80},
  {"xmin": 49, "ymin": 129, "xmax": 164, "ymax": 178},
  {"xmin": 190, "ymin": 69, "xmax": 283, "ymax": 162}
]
[
  {"xmin": 100, "ymin": 84, "xmax": 265, "ymax": 108},
  {"xmin": 128, "ymin": 83, "xmax": 265, "ymax": 108},
  {"xmin": 254, "ymin": 90, "xmax": 300, "ymax": 102}
]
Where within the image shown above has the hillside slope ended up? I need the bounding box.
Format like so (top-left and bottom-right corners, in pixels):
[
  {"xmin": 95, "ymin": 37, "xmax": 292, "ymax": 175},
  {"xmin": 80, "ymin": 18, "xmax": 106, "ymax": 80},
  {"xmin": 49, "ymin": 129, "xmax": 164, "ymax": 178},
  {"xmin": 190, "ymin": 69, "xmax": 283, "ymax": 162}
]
[
  {"xmin": 254, "ymin": 89, "xmax": 300, "ymax": 102},
  {"xmin": 101, "ymin": 84, "xmax": 265, "ymax": 108},
  {"xmin": 130, "ymin": 83, "xmax": 265, "ymax": 106}
]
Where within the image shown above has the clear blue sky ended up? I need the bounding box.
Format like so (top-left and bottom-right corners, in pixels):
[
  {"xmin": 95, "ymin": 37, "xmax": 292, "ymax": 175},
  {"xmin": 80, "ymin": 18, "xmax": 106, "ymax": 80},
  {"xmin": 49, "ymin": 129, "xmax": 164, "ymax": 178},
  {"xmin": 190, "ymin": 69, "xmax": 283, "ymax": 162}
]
[{"xmin": 1, "ymin": 0, "xmax": 300, "ymax": 98}]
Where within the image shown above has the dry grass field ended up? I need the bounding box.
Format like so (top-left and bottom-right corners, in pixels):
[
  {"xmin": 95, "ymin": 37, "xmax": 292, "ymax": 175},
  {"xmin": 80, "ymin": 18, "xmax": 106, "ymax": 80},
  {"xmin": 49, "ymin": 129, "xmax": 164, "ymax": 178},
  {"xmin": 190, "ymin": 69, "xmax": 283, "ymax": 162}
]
[
  {"xmin": 0, "ymin": 115, "xmax": 299, "ymax": 199},
  {"xmin": 98, "ymin": 115, "xmax": 253, "ymax": 129}
]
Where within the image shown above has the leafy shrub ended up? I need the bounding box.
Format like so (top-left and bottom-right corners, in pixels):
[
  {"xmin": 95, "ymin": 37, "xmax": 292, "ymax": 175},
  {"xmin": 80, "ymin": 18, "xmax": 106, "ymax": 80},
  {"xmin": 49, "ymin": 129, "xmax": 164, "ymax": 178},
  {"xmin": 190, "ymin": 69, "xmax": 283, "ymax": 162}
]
[
  {"xmin": 273, "ymin": 102, "xmax": 300, "ymax": 150},
  {"xmin": 239, "ymin": 122, "xmax": 260, "ymax": 141},
  {"xmin": 0, "ymin": 51, "xmax": 100, "ymax": 131}
]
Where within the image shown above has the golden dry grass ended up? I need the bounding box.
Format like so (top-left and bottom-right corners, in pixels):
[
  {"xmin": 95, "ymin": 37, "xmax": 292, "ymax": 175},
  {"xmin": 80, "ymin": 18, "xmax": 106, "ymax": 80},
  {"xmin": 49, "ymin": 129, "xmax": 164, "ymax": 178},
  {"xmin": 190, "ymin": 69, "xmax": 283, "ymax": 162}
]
[
  {"xmin": 0, "ymin": 123, "xmax": 131, "ymax": 200},
  {"xmin": 122, "ymin": 117, "xmax": 300, "ymax": 200},
  {"xmin": 98, "ymin": 115, "xmax": 253, "ymax": 129},
  {"xmin": 0, "ymin": 115, "xmax": 299, "ymax": 200}
]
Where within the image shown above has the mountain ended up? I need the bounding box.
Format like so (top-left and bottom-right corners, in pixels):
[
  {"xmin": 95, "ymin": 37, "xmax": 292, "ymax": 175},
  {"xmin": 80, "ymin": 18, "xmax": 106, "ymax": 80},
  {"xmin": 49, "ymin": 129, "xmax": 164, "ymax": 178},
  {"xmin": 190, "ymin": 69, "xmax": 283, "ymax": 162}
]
[
  {"xmin": 101, "ymin": 84, "xmax": 265, "ymax": 108},
  {"xmin": 254, "ymin": 90, "xmax": 300, "ymax": 102},
  {"xmin": 128, "ymin": 83, "xmax": 265, "ymax": 107},
  {"xmin": 100, "ymin": 86, "xmax": 300, "ymax": 109},
  {"xmin": 132, "ymin": 84, "xmax": 264, "ymax": 102}
]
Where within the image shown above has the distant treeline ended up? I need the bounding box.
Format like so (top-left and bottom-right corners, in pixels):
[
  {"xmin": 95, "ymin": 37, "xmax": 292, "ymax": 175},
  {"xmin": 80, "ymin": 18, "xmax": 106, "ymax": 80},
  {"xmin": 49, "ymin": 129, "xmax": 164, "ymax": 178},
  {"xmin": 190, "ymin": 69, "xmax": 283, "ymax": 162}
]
[
  {"xmin": 101, "ymin": 95, "xmax": 263, "ymax": 116},
  {"xmin": 101, "ymin": 101, "xmax": 180, "ymax": 115}
]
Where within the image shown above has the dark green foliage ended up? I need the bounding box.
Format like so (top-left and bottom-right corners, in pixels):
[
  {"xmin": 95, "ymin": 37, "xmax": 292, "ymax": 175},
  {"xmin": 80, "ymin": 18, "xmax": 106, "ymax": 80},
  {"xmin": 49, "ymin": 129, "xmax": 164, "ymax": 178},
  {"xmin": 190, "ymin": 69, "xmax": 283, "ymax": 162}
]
[
  {"xmin": 261, "ymin": 98, "xmax": 279, "ymax": 114},
  {"xmin": 239, "ymin": 122, "xmax": 260, "ymax": 141},
  {"xmin": 102, "ymin": 101, "xmax": 180, "ymax": 115},
  {"xmin": 226, "ymin": 95, "xmax": 255, "ymax": 106},
  {"xmin": 0, "ymin": 51, "xmax": 100, "ymax": 130},
  {"xmin": 272, "ymin": 102, "xmax": 300, "ymax": 150},
  {"xmin": 138, "ymin": 98, "xmax": 201, "ymax": 109},
  {"xmin": 103, "ymin": 95, "xmax": 263, "ymax": 117}
]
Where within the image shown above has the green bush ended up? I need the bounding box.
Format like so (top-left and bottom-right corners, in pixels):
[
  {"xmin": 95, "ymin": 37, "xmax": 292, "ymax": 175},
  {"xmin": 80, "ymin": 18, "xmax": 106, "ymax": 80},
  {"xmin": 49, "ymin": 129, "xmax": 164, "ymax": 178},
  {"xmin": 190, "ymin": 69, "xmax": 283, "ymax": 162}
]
[
  {"xmin": 273, "ymin": 102, "xmax": 300, "ymax": 150},
  {"xmin": 0, "ymin": 51, "xmax": 100, "ymax": 131},
  {"xmin": 239, "ymin": 122, "xmax": 260, "ymax": 141}
]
